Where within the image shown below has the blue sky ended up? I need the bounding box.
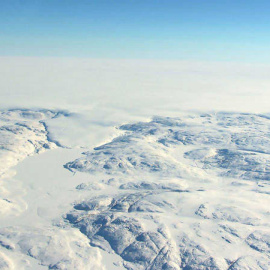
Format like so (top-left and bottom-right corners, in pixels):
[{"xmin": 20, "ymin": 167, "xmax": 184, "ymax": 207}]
[{"xmin": 1, "ymin": 0, "xmax": 270, "ymax": 62}]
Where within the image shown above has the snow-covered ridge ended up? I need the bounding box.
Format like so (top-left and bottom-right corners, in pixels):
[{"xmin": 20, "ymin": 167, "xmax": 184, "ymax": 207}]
[
  {"xmin": 0, "ymin": 109, "xmax": 69, "ymax": 217},
  {"xmin": 0, "ymin": 108, "xmax": 69, "ymax": 176},
  {"xmin": 65, "ymin": 113, "xmax": 270, "ymax": 180}
]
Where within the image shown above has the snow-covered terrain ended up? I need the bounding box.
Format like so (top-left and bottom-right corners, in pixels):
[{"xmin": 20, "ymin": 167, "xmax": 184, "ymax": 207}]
[
  {"xmin": 64, "ymin": 113, "xmax": 270, "ymax": 270},
  {"xmin": 0, "ymin": 107, "xmax": 269, "ymax": 270},
  {"xmin": 0, "ymin": 58, "xmax": 270, "ymax": 269}
]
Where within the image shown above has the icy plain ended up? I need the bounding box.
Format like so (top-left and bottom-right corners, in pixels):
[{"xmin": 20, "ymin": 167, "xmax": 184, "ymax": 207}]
[{"xmin": 0, "ymin": 58, "xmax": 269, "ymax": 269}]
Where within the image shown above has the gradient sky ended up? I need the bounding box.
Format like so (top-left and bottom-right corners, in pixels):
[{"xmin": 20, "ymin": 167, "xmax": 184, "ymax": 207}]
[{"xmin": 1, "ymin": 0, "xmax": 270, "ymax": 62}]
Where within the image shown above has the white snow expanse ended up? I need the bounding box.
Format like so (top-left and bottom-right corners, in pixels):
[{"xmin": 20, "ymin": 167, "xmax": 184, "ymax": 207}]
[{"xmin": 0, "ymin": 57, "xmax": 269, "ymax": 269}]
